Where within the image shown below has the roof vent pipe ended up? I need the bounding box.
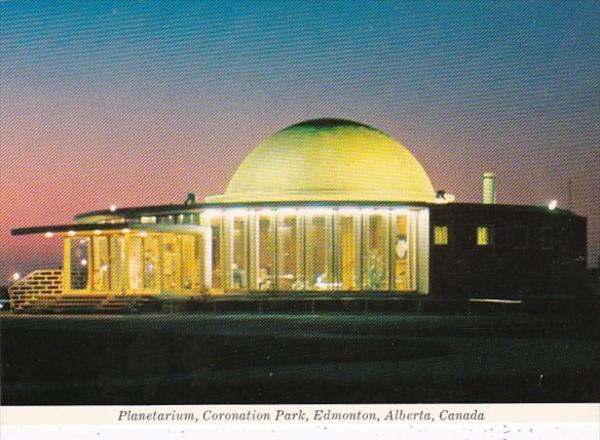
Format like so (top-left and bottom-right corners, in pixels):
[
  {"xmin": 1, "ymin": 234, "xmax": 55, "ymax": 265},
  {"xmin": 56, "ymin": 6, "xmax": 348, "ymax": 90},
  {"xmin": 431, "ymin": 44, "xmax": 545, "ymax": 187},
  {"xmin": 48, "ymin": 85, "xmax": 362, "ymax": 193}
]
[{"xmin": 483, "ymin": 172, "xmax": 496, "ymax": 204}]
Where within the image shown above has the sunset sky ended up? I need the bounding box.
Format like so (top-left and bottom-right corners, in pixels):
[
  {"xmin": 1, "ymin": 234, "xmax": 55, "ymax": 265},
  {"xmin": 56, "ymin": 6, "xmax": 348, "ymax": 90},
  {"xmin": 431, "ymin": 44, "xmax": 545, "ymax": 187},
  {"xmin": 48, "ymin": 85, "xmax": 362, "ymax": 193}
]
[{"xmin": 1, "ymin": 1, "xmax": 599, "ymax": 281}]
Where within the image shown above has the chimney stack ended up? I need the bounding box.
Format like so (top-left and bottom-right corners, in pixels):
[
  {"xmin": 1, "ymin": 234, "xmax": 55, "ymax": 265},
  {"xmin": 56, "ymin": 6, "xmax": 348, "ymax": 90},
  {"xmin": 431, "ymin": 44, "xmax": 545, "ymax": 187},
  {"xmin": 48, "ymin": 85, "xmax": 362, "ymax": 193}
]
[{"xmin": 483, "ymin": 172, "xmax": 496, "ymax": 204}]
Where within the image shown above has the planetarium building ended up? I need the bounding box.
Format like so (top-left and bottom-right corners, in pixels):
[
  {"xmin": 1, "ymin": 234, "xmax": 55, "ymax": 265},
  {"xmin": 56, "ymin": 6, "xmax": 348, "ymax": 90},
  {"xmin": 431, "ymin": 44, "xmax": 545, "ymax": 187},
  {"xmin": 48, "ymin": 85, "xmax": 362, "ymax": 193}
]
[{"xmin": 10, "ymin": 119, "xmax": 587, "ymax": 312}]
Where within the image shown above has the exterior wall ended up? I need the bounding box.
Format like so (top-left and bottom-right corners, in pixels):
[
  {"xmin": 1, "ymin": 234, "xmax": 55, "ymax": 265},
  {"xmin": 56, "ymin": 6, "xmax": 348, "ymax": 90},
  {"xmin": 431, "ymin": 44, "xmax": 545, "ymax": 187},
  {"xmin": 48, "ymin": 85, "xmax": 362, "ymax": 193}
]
[{"xmin": 429, "ymin": 204, "xmax": 587, "ymax": 298}]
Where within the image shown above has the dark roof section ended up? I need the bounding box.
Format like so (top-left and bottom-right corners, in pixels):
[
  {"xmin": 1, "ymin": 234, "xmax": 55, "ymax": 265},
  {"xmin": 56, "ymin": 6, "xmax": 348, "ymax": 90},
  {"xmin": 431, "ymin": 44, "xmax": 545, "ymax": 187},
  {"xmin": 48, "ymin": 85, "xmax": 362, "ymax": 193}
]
[
  {"xmin": 12, "ymin": 223, "xmax": 133, "ymax": 236},
  {"xmin": 284, "ymin": 118, "xmax": 380, "ymax": 132},
  {"xmin": 71, "ymin": 200, "xmax": 584, "ymax": 223},
  {"xmin": 73, "ymin": 203, "xmax": 196, "ymax": 221},
  {"xmin": 431, "ymin": 202, "xmax": 580, "ymax": 217}
]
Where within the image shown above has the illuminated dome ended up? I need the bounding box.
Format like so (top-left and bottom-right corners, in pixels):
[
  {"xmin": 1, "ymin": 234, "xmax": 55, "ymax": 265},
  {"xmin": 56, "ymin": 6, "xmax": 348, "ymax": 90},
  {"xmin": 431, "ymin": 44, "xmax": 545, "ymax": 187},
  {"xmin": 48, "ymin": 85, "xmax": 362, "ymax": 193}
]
[{"xmin": 206, "ymin": 118, "xmax": 436, "ymax": 203}]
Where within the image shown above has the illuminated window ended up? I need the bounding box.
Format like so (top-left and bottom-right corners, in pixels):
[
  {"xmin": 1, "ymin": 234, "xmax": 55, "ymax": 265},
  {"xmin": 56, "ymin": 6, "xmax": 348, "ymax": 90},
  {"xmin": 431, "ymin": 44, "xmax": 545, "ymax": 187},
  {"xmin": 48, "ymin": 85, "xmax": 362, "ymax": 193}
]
[
  {"xmin": 277, "ymin": 214, "xmax": 302, "ymax": 290},
  {"xmin": 92, "ymin": 236, "xmax": 110, "ymax": 291},
  {"xmin": 181, "ymin": 235, "xmax": 201, "ymax": 290},
  {"xmin": 476, "ymin": 226, "xmax": 490, "ymax": 246},
  {"xmin": 256, "ymin": 212, "xmax": 274, "ymax": 290},
  {"xmin": 140, "ymin": 216, "xmax": 156, "ymax": 224},
  {"xmin": 210, "ymin": 215, "xmax": 223, "ymax": 291},
  {"xmin": 69, "ymin": 237, "xmax": 90, "ymax": 290},
  {"xmin": 306, "ymin": 212, "xmax": 334, "ymax": 290},
  {"xmin": 228, "ymin": 214, "xmax": 248, "ymax": 291},
  {"xmin": 433, "ymin": 226, "xmax": 448, "ymax": 245},
  {"xmin": 337, "ymin": 213, "xmax": 359, "ymax": 291},
  {"xmin": 161, "ymin": 234, "xmax": 181, "ymax": 291},
  {"xmin": 362, "ymin": 212, "xmax": 389, "ymax": 290},
  {"xmin": 392, "ymin": 213, "xmax": 412, "ymax": 291}
]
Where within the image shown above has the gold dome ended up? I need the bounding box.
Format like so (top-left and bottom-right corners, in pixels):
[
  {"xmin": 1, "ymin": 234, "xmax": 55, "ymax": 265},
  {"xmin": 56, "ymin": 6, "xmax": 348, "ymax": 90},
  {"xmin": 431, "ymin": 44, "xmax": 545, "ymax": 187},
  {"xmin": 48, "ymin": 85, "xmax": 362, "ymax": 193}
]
[{"xmin": 206, "ymin": 118, "xmax": 436, "ymax": 204}]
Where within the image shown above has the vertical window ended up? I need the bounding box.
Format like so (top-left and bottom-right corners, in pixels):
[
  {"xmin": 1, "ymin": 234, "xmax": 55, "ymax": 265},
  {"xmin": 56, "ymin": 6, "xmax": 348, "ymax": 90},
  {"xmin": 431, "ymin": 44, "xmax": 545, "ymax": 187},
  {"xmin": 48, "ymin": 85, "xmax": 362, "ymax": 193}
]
[
  {"xmin": 392, "ymin": 213, "xmax": 412, "ymax": 290},
  {"xmin": 181, "ymin": 235, "xmax": 200, "ymax": 290},
  {"xmin": 476, "ymin": 226, "xmax": 491, "ymax": 246},
  {"xmin": 541, "ymin": 226, "xmax": 553, "ymax": 250},
  {"xmin": 92, "ymin": 236, "xmax": 110, "ymax": 291},
  {"xmin": 208, "ymin": 215, "xmax": 223, "ymax": 291},
  {"xmin": 362, "ymin": 211, "xmax": 389, "ymax": 290},
  {"xmin": 129, "ymin": 236, "xmax": 144, "ymax": 291},
  {"xmin": 433, "ymin": 226, "xmax": 448, "ymax": 245},
  {"xmin": 306, "ymin": 212, "xmax": 334, "ymax": 290},
  {"xmin": 70, "ymin": 237, "xmax": 90, "ymax": 290},
  {"xmin": 257, "ymin": 212, "xmax": 274, "ymax": 290},
  {"xmin": 162, "ymin": 234, "xmax": 181, "ymax": 290},
  {"xmin": 143, "ymin": 236, "xmax": 159, "ymax": 290},
  {"xmin": 228, "ymin": 214, "xmax": 248, "ymax": 291},
  {"xmin": 277, "ymin": 213, "xmax": 302, "ymax": 290},
  {"xmin": 513, "ymin": 225, "xmax": 529, "ymax": 248},
  {"xmin": 337, "ymin": 212, "xmax": 359, "ymax": 291},
  {"xmin": 110, "ymin": 236, "xmax": 124, "ymax": 292}
]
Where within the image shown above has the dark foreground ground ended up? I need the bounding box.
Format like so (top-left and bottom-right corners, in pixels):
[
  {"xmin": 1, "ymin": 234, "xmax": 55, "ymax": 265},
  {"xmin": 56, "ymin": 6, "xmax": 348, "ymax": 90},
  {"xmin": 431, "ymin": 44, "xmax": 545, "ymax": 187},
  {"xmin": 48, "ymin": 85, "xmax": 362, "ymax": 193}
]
[{"xmin": 1, "ymin": 307, "xmax": 599, "ymax": 405}]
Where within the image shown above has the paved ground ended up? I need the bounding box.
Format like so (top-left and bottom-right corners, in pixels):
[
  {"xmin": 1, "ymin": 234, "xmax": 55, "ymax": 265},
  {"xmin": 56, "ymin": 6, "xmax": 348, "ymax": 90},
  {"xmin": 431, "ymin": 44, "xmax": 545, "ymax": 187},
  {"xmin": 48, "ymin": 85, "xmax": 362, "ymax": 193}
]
[{"xmin": 1, "ymin": 311, "xmax": 599, "ymax": 404}]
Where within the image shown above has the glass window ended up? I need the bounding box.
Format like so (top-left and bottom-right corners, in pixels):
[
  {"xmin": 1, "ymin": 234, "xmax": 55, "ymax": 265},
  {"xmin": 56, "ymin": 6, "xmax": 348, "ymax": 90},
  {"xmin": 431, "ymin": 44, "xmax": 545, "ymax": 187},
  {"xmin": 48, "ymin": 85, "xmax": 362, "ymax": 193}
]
[
  {"xmin": 476, "ymin": 226, "xmax": 491, "ymax": 246},
  {"xmin": 392, "ymin": 213, "xmax": 411, "ymax": 290},
  {"xmin": 181, "ymin": 235, "xmax": 200, "ymax": 290},
  {"xmin": 257, "ymin": 212, "xmax": 274, "ymax": 290},
  {"xmin": 337, "ymin": 213, "xmax": 359, "ymax": 291},
  {"xmin": 363, "ymin": 212, "xmax": 389, "ymax": 290},
  {"xmin": 70, "ymin": 237, "xmax": 90, "ymax": 290},
  {"xmin": 306, "ymin": 212, "xmax": 334, "ymax": 290},
  {"xmin": 92, "ymin": 236, "xmax": 110, "ymax": 291},
  {"xmin": 140, "ymin": 216, "xmax": 156, "ymax": 224},
  {"xmin": 228, "ymin": 215, "xmax": 248, "ymax": 290},
  {"xmin": 143, "ymin": 236, "xmax": 159, "ymax": 290},
  {"xmin": 433, "ymin": 225, "xmax": 448, "ymax": 245},
  {"xmin": 110, "ymin": 236, "xmax": 124, "ymax": 293},
  {"xmin": 277, "ymin": 213, "xmax": 302, "ymax": 290},
  {"xmin": 162, "ymin": 234, "xmax": 181, "ymax": 290},
  {"xmin": 129, "ymin": 237, "xmax": 144, "ymax": 291},
  {"xmin": 209, "ymin": 216, "xmax": 223, "ymax": 291}
]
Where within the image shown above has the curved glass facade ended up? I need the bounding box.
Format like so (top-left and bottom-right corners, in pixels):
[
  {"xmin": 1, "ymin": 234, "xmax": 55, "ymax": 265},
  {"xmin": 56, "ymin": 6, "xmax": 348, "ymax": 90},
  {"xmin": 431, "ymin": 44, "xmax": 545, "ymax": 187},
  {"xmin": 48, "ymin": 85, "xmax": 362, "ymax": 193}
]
[{"xmin": 201, "ymin": 206, "xmax": 428, "ymax": 294}]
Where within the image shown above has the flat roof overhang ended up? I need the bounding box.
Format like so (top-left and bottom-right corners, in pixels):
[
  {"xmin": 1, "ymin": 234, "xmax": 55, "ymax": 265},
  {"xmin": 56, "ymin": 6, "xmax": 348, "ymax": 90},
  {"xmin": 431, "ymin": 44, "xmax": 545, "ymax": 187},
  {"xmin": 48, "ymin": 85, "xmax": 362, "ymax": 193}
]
[
  {"xmin": 11, "ymin": 223, "xmax": 209, "ymax": 236},
  {"xmin": 74, "ymin": 200, "xmax": 434, "ymax": 222}
]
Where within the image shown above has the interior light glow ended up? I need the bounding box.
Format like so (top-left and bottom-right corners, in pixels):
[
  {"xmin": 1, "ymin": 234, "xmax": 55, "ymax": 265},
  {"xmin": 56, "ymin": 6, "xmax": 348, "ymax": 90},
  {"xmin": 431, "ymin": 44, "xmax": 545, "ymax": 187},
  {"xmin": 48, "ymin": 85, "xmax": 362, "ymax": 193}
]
[
  {"xmin": 224, "ymin": 208, "xmax": 249, "ymax": 217},
  {"xmin": 44, "ymin": 231, "xmax": 54, "ymax": 238},
  {"xmin": 67, "ymin": 230, "xmax": 76, "ymax": 236},
  {"xmin": 202, "ymin": 209, "xmax": 223, "ymax": 219},
  {"xmin": 256, "ymin": 208, "xmax": 274, "ymax": 216},
  {"xmin": 304, "ymin": 207, "xmax": 333, "ymax": 216},
  {"xmin": 338, "ymin": 207, "xmax": 360, "ymax": 216},
  {"xmin": 276, "ymin": 207, "xmax": 297, "ymax": 216}
]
